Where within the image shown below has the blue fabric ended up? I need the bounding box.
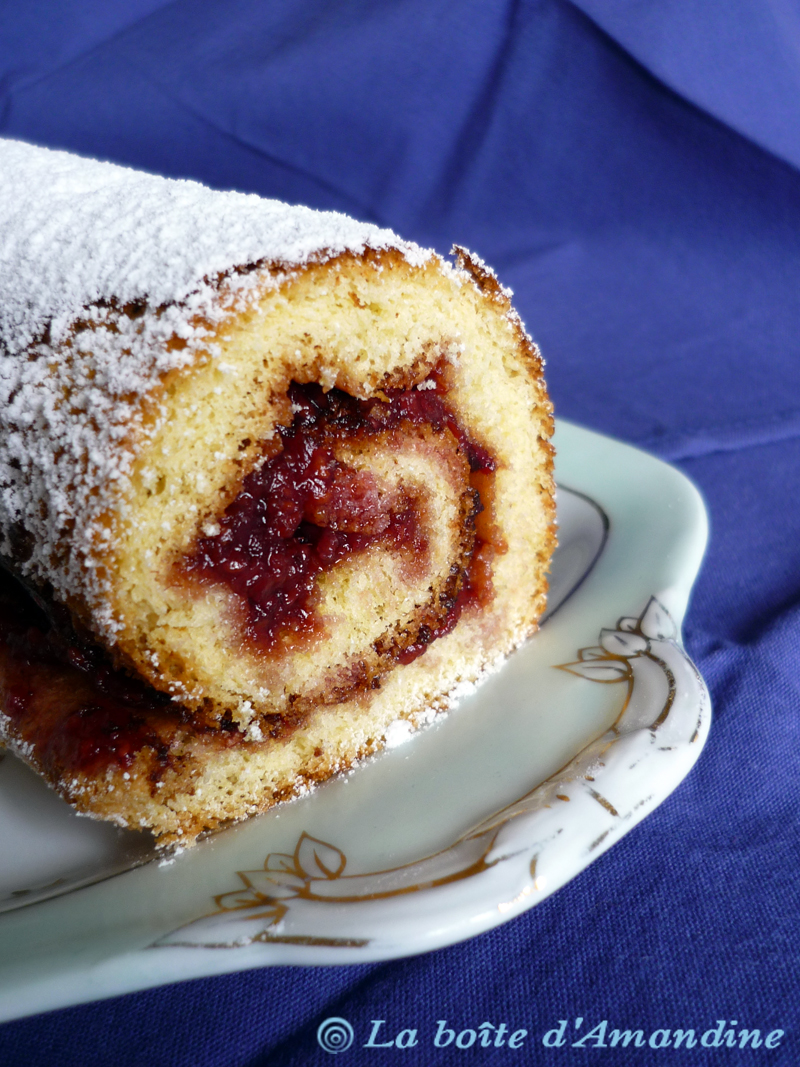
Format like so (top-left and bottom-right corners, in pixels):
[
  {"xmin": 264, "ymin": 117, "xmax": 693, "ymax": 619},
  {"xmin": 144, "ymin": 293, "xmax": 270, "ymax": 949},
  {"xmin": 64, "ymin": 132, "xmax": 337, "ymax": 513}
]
[{"xmin": 1, "ymin": 1, "xmax": 799, "ymax": 1062}]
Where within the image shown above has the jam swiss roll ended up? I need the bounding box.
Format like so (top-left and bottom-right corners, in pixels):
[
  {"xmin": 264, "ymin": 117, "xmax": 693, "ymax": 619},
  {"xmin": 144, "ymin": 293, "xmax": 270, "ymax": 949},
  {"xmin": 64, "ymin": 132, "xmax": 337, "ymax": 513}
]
[{"xmin": 0, "ymin": 139, "xmax": 556, "ymax": 845}]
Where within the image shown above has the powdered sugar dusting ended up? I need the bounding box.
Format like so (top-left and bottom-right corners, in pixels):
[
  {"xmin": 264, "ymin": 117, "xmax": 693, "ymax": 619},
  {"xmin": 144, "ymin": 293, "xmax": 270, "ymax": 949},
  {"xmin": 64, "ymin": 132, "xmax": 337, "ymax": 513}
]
[
  {"xmin": 384, "ymin": 719, "xmax": 415, "ymax": 748},
  {"xmin": 0, "ymin": 139, "xmax": 432, "ymax": 634},
  {"xmin": 0, "ymin": 139, "xmax": 426, "ymax": 355}
]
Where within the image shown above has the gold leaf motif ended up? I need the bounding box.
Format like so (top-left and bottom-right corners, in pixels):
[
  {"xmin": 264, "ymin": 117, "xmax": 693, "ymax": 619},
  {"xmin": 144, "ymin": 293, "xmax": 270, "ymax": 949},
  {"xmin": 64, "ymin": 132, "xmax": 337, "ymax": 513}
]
[
  {"xmin": 639, "ymin": 597, "xmax": 676, "ymax": 640},
  {"xmin": 216, "ymin": 887, "xmax": 270, "ymax": 911},
  {"xmin": 295, "ymin": 833, "xmax": 346, "ymax": 880},
  {"xmin": 264, "ymin": 853, "xmax": 296, "ymax": 873},
  {"xmin": 599, "ymin": 629, "xmax": 648, "ymax": 656},
  {"xmin": 248, "ymin": 870, "xmax": 307, "ymax": 894},
  {"xmin": 559, "ymin": 660, "xmax": 631, "ymax": 682}
]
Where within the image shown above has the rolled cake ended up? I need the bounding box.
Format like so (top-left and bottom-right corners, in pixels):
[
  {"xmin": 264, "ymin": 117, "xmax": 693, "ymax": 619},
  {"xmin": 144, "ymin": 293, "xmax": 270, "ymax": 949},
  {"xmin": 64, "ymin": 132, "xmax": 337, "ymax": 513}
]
[{"xmin": 0, "ymin": 139, "xmax": 555, "ymax": 845}]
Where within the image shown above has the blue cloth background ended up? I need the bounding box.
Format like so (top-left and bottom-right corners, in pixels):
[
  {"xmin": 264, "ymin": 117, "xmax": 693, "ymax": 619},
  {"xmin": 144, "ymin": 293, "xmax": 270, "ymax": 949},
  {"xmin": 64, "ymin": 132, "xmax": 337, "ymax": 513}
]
[{"xmin": 1, "ymin": 1, "xmax": 799, "ymax": 1063}]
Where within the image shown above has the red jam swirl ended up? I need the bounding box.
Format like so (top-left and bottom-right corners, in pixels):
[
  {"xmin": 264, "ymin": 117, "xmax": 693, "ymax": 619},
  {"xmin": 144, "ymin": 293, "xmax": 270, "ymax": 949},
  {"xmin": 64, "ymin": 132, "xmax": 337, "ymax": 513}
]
[
  {"xmin": 0, "ymin": 569, "xmax": 177, "ymax": 776},
  {"xmin": 0, "ymin": 375, "xmax": 500, "ymax": 778},
  {"xmin": 185, "ymin": 378, "xmax": 496, "ymax": 650}
]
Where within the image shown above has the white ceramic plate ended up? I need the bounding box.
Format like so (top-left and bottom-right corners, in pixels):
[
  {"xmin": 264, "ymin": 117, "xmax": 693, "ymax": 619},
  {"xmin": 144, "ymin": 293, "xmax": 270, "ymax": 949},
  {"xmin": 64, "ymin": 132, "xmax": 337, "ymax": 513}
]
[{"xmin": 0, "ymin": 420, "xmax": 710, "ymax": 1022}]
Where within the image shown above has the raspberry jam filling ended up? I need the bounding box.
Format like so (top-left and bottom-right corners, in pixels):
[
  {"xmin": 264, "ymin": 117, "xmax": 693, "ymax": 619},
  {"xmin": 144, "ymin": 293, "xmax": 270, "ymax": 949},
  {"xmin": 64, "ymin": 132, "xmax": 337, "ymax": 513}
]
[
  {"xmin": 0, "ymin": 569, "xmax": 178, "ymax": 776},
  {"xmin": 0, "ymin": 375, "xmax": 500, "ymax": 778},
  {"xmin": 184, "ymin": 376, "xmax": 497, "ymax": 654},
  {"xmin": 0, "ymin": 569, "xmax": 288, "ymax": 779}
]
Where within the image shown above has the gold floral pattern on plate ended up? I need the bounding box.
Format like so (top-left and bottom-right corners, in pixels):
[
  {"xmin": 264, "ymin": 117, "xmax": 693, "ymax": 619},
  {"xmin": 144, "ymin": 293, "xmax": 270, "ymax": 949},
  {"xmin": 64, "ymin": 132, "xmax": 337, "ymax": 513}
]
[{"xmin": 155, "ymin": 597, "xmax": 709, "ymax": 951}]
